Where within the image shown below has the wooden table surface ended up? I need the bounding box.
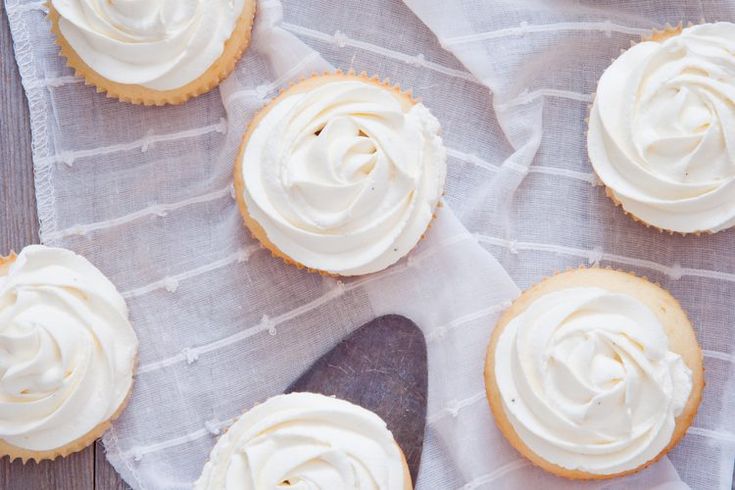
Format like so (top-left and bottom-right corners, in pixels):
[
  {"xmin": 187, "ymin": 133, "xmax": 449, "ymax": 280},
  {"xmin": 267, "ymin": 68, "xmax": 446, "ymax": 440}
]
[{"xmin": 0, "ymin": 7, "xmax": 130, "ymax": 490}]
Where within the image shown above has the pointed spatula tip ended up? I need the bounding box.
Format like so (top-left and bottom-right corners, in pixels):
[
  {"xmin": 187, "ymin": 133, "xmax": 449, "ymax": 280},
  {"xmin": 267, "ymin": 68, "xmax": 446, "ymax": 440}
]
[{"xmin": 287, "ymin": 314, "xmax": 428, "ymax": 484}]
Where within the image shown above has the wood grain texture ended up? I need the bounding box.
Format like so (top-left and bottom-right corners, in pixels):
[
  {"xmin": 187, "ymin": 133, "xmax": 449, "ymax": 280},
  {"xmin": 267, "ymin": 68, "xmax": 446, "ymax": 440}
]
[
  {"xmin": 0, "ymin": 449, "xmax": 95, "ymax": 490},
  {"xmin": 94, "ymin": 445, "xmax": 129, "ymax": 490},
  {"xmin": 0, "ymin": 3, "xmax": 37, "ymax": 251},
  {"xmin": 288, "ymin": 314, "xmax": 428, "ymax": 484}
]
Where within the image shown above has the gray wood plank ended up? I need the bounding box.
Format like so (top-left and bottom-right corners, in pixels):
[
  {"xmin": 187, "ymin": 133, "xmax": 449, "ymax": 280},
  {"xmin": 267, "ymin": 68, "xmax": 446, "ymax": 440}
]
[
  {"xmin": 0, "ymin": 3, "xmax": 37, "ymax": 250},
  {"xmin": 1, "ymin": 449, "xmax": 95, "ymax": 490},
  {"xmin": 94, "ymin": 445, "xmax": 130, "ymax": 490}
]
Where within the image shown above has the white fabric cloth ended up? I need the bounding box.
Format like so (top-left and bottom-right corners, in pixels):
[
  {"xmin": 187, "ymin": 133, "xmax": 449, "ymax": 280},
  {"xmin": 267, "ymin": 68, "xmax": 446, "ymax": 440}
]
[{"xmin": 4, "ymin": 0, "xmax": 735, "ymax": 489}]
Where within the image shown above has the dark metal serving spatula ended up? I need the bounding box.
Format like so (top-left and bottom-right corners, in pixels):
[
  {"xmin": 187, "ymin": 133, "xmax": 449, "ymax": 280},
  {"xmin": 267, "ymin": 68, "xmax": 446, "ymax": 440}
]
[{"xmin": 286, "ymin": 314, "xmax": 428, "ymax": 483}]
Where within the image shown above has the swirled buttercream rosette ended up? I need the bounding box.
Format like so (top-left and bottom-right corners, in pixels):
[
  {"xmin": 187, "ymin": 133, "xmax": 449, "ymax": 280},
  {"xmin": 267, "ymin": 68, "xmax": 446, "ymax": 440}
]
[
  {"xmin": 0, "ymin": 246, "xmax": 138, "ymax": 462},
  {"xmin": 48, "ymin": 0, "xmax": 256, "ymax": 105},
  {"xmin": 484, "ymin": 267, "xmax": 703, "ymax": 480},
  {"xmin": 588, "ymin": 22, "xmax": 735, "ymax": 234},
  {"xmin": 234, "ymin": 71, "xmax": 448, "ymax": 276},
  {"xmin": 195, "ymin": 393, "xmax": 412, "ymax": 490}
]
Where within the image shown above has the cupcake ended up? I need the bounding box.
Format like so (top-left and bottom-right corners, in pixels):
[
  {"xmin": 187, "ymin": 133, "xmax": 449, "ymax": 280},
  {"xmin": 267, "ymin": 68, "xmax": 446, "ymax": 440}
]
[
  {"xmin": 588, "ymin": 22, "xmax": 735, "ymax": 234},
  {"xmin": 48, "ymin": 0, "xmax": 257, "ymax": 105},
  {"xmin": 234, "ymin": 71, "xmax": 447, "ymax": 276},
  {"xmin": 484, "ymin": 268, "xmax": 703, "ymax": 480},
  {"xmin": 195, "ymin": 392, "xmax": 412, "ymax": 489},
  {"xmin": 0, "ymin": 245, "xmax": 138, "ymax": 462}
]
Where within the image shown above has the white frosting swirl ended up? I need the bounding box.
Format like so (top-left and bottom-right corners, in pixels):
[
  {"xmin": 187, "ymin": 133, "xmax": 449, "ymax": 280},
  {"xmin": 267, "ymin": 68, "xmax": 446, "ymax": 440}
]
[
  {"xmin": 495, "ymin": 287, "xmax": 693, "ymax": 475},
  {"xmin": 0, "ymin": 245, "xmax": 137, "ymax": 452},
  {"xmin": 589, "ymin": 22, "xmax": 735, "ymax": 233},
  {"xmin": 240, "ymin": 79, "xmax": 447, "ymax": 276},
  {"xmin": 51, "ymin": 0, "xmax": 245, "ymax": 90},
  {"xmin": 195, "ymin": 393, "xmax": 406, "ymax": 490}
]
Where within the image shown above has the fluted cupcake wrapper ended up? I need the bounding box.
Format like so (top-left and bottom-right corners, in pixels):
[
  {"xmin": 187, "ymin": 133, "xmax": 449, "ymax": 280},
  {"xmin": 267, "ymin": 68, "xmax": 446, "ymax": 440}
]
[
  {"xmin": 195, "ymin": 393, "xmax": 413, "ymax": 490},
  {"xmin": 47, "ymin": 1, "xmax": 256, "ymax": 106},
  {"xmin": 233, "ymin": 70, "xmax": 443, "ymax": 277},
  {"xmin": 586, "ymin": 22, "xmax": 720, "ymax": 236},
  {"xmin": 484, "ymin": 266, "xmax": 704, "ymax": 480},
  {"xmin": 0, "ymin": 387, "xmax": 134, "ymax": 464},
  {"xmin": 0, "ymin": 253, "xmax": 137, "ymax": 463}
]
